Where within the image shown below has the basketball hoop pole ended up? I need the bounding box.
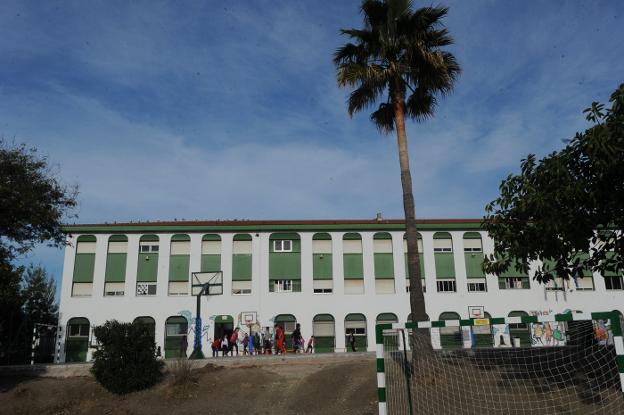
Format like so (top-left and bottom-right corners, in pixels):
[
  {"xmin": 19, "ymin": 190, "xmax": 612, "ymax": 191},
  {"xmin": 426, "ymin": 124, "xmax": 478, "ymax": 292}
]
[{"xmin": 189, "ymin": 288, "xmax": 205, "ymax": 359}]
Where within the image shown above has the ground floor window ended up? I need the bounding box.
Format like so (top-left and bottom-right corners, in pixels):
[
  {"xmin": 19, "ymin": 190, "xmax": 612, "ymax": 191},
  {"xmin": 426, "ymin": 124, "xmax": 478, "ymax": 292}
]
[
  {"xmin": 65, "ymin": 317, "xmax": 90, "ymax": 362},
  {"xmin": 437, "ymin": 279, "xmax": 456, "ymax": 292},
  {"xmin": 344, "ymin": 314, "xmax": 367, "ymax": 352}
]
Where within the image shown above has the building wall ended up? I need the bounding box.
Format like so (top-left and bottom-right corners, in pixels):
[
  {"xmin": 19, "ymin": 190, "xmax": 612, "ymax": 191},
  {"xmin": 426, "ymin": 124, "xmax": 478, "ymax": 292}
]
[{"xmin": 57, "ymin": 227, "xmax": 624, "ymax": 362}]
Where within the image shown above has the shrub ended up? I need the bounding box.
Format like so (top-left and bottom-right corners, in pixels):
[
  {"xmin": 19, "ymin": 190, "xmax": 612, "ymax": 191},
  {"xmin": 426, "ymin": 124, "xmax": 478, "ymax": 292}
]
[
  {"xmin": 91, "ymin": 320, "xmax": 163, "ymax": 394},
  {"xmin": 167, "ymin": 358, "xmax": 198, "ymax": 399}
]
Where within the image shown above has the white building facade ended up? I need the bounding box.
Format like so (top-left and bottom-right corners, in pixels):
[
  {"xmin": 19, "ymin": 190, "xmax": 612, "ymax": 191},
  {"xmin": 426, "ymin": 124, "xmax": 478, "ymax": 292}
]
[{"xmin": 57, "ymin": 219, "xmax": 624, "ymax": 362}]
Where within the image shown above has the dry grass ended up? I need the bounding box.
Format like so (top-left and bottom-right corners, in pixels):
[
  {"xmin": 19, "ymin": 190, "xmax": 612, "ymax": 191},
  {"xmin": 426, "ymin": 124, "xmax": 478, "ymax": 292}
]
[{"xmin": 166, "ymin": 359, "xmax": 198, "ymax": 399}]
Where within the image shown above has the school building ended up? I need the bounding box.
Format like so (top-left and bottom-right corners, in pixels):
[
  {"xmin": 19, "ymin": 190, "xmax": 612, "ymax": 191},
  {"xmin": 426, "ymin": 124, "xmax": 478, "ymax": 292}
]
[{"xmin": 57, "ymin": 219, "xmax": 624, "ymax": 362}]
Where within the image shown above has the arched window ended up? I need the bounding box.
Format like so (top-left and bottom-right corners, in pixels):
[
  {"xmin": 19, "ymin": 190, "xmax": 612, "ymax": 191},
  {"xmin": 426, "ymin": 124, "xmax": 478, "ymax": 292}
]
[
  {"xmin": 343, "ymin": 233, "xmax": 364, "ymax": 294},
  {"xmin": 66, "ymin": 317, "xmax": 90, "ymax": 362},
  {"xmin": 313, "ymin": 314, "xmax": 335, "ymax": 353},
  {"xmin": 164, "ymin": 316, "xmax": 188, "ymax": 358},
  {"xmin": 133, "ymin": 316, "xmax": 156, "ymax": 340},
  {"xmin": 275, "ymin": 314, "xmax": 297, "ymax": 350},
  {"xmin": 313, "ymin": 233, "xmax": 333, "ymax": 293},
  {"xmin": 72, "ymin": 235, "xmax": 96, "ymax": 297},
  {"xmin": 508, "ymin": 311, "xmax": 531, "ymax": 347},
  {"xmin": 433, "ymin": 232, "xmax": 456, "ymax": 292},
  {"xmin": 438, "ymin": 312, "xmax": 462, "ymax": 349},
  {"xmin": 374, "ymin": 233, "xmax": 395, "ymax": 294},
  {"xmin": 376, "ymin": 313, "xmax": 398, "ymax": 325},
  {"xmin": 104, "ymin": 235, "xmax": 127, "ymax": 296},
  {"xmin": 345, "ymin": 313, "xmax": 367, "ymax": 351},
  {"xmin": 232, "ymin": 234, "xmax": 252, "ymax": 293},
  {"xmin": 137, "ymin": 235, "xmax": 159, "ymax": 296}
]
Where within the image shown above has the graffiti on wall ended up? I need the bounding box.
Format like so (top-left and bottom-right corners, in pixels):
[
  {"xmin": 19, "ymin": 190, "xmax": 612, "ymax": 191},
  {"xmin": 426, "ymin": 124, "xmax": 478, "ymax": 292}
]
[{"xmin": 177, "ymin": 310, "xmax": 211, "ymax": 340}]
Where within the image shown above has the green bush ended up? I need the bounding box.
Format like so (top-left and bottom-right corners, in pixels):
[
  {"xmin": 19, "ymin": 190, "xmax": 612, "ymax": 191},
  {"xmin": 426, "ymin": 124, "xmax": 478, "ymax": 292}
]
[{"xmin": 91, "ymin": 320, "xmax": 163, "ymax": 394}]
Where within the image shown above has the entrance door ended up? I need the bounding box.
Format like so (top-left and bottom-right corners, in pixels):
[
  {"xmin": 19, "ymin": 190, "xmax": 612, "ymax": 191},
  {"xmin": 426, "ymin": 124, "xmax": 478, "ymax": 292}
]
[{"xmin": 214, "ymin": 315, "xmax": 234, "ymax": 341}]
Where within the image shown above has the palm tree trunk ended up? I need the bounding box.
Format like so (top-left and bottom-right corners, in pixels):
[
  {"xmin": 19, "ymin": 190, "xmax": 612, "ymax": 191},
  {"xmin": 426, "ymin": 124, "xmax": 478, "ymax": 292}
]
[{"xmin": 392, "ymin": 81, "xmax": 429, "ymax": 369}]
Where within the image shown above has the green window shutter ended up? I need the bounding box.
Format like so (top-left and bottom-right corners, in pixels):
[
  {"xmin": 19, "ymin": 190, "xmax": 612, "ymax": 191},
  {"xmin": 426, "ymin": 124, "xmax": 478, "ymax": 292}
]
[
  {"xmin": 169, "ymin": 255, "xmax": 190, "ymax": 282},
  {"xmin": 374, "ymin": 253, "xmax": 394, "ymax": 279},
  {"xmin": 232, "ymin": 254, "xmax": 252, "ymax": 281},
  {"xmin": 269, "ymin": 253, "xmax": 301, "ymax": 279},
  {"xmin": 137, "ymin": 253, "xmax": 158, "ymax": 282},
  {"xmin": 73, "ymin": 254, "xmax": 95, "ymax": 282},
  {"xmin": 343, "ymin": 254, "xmax": 363, "ymax": 279},
  {"xmin": 104, "ymin": 253, "xmax": 127, "ymax": 282},
  {"xmin": 404, "ymin": 253, "xmax": 425, "ymax": 278},
  {"xmin": 522, "ymin": 277, "xmax": 530, "ymax": 289},
  {"xmin": 313, "ymin": 253, "xmax": 332, "ymax": 280},
  {"xmin": 434, "ymin": 253, "xmax": 456, "ymax": 279},
  {"xmin": 498, "ymin": 277, "xmax": 506, "ymax": 289},
  {"xmin": 201, "ymin": 254, "xmax": 221, "ymax": 273},
  {"xmin": 464, "ymin": 253, "xmax": 485, "ymax": 278}
]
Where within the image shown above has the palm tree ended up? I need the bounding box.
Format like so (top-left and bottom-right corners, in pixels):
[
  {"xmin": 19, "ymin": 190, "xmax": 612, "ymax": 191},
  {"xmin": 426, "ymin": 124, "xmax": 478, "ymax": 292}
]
[{"xmin": 334, "ymin": 0, "xmax": 460, "ymax": 326}]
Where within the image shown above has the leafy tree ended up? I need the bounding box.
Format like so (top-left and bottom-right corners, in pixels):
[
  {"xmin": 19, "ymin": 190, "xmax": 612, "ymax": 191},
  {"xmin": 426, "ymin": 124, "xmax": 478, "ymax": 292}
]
[
  {"xmin": 0, "ymin": 139, "xmax": 78, "ymax": 261},
  {"xmin": 483, "ymin": 84, "xmax": 624, "ymax": 283},
  {"xmin": 91, "ymin": 320, "xmax": 163, "ymax": 394},
  {"xmin": 334, "ymin": 0, "xmax": 460, "ymax": 322},
  {"xmin": 22, "ymin": 265, "xmax": 58, "ymax": 326},
  {"xmin": 0, "ymin": 139, "xmax": 76, "ymax": 364}
]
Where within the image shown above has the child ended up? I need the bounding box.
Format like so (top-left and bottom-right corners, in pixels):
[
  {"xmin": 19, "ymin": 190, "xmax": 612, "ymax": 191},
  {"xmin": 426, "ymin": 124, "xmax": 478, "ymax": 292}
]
[
  {"xmin": 306, "ymin": 335, "xmax": 314, "ymax": 353},
  {"xmin": 211, "ymin": 337, "xmax": 221, "ymax": 357},
  {"xmin": 242, "ymin": 333, "xmax": 249, "ymax": 355}
]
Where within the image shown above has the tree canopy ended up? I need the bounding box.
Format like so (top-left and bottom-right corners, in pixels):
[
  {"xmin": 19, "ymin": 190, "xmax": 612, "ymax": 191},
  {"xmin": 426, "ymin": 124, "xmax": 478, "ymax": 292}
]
[
  {"xmin": 0, "ymin": 140, "xmax": 77, "ymax": 261},
  {"xmin": 483, "ymin": 84, "xmax": 624, "ymax": 283}
]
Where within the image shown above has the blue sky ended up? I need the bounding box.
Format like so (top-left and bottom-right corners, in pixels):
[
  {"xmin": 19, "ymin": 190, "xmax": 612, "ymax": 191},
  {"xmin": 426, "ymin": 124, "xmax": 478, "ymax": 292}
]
[{"xmin": 1, "ymin": 0, "xmax": 623, "ymax": 289}]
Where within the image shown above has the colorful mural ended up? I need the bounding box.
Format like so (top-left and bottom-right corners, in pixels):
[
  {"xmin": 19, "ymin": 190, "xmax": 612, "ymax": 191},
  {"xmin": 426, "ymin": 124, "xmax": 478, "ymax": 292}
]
[{"xmin": 530, "ymin": 322, "xmax": 565, "ymax": 346}]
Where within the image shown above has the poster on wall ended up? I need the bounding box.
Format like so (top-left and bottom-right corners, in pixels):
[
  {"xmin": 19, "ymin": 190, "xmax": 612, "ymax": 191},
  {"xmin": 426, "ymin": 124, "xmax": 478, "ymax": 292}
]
[
  {"xmin": 530, "ymin": 322, "xmax": 566, "ymax": 347},
  {"xmin": 492, "ymin": 324, "xmax": 511, "ymax": 347}
]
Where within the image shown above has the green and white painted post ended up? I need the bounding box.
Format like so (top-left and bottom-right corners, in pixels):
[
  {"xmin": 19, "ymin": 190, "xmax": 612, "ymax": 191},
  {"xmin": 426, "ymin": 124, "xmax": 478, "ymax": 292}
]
[{"xmin": 376, "ymin": 322, "xmax": 391, "ymax": 415}]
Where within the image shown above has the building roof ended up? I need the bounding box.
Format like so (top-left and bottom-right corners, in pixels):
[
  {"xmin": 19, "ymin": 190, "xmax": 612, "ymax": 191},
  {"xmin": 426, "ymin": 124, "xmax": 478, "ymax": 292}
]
[{"xmin": 62, "ymin": 218, "xmax": 483, "ymax": 234}]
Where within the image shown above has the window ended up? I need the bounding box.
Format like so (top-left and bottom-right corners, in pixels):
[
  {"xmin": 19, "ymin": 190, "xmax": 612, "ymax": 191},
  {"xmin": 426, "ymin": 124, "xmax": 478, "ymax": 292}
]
[
  {"xmin": 545, "ymin": 278, "xmax": 565, "ymax": 291},
  {"xmin": 69, "ymin": 323, "xmax": 90, "ymax": 337},
  {"xmin": 575, "ymin": 277, "xmax": 594, "ymax": 291},
  {"xmin": 168, "ymin": 281, "xmax": 188, "ymax": 296},
  {"xmin": 232, "ymin": 281, "xmax": 252, "ymax": 295},
  {"xmin": 437, "ymin": 280, "xmax": 456, "ymax": 292},
  {"xmin": 406, "ymin": 279, "xmax": 426, "ymax": 293},
  {"xmin": 433, "ymin": 237, "xmax": 453, "ymax": 253},
  {"xmin": 499, "ymin": 277, "xmax": 530, "ymax": 289},
  {"xmin": 136, "ymin": 282, "xmax": 157, "ymax": 296},
  {"xmin": 605, "ymin": 276, "xmax": 624, "ymax": 290},
  {"xmin": 140, "ymin": 243, "xmax": 159, "ymax": 253},
  {"xmin": 104, "ymin": 282, "xmax": 124, "ymax": 296},
  {"xmin": 313, "ymin": 280, "xmax": 333, "ymax": 294},
  {"xmin": 273, "ymin": 279, "xmax": 293, "ymax": 293},
  {"xmin": 467, "ymin": 280, "xmax": 487, "ymax": 292},
  {"xmin": 345, "ymin": 327, "xmax": 366, "ymax": 335},
  {"xmin": 273, "ymin": 240, "xmax": 292, "ymax": 252},
  {"xmin": 464, "ymin": 247, "xmax": 482, "ymax": 253},
  {"xmin": 71, "ymin": 282, "xmax": 93, "ymax": 297}
]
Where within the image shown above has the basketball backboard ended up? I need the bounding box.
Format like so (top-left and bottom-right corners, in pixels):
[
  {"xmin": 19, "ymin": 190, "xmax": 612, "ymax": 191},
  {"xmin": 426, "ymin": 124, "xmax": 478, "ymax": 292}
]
[{"xmin": 192, "ymin": 271, "xmax": 223, "ymax": 296}]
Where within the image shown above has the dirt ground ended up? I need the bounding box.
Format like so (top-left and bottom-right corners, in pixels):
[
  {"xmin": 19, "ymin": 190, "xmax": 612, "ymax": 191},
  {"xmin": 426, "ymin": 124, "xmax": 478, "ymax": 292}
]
[{"xmin": 0, "ymin": 354, "xmax": 377, "ymax": 415}]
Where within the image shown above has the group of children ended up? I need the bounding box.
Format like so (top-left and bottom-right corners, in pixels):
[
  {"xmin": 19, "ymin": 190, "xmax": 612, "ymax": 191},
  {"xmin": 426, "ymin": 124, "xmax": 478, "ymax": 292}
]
[{"xmin": 210, "ymin": 324, "xmax": 315, "ymax": 357}]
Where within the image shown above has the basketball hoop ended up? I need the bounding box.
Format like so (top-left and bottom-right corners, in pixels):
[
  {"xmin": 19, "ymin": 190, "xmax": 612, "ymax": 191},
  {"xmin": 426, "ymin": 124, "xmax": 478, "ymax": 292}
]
[{"xmin": 189, "ymin": 271, "xmax": 223, "ymax": 359}]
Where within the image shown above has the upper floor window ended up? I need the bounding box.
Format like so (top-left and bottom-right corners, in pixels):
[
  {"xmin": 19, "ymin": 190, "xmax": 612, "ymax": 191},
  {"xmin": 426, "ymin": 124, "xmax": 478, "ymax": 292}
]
[
  {"xmin": 605, "ymin": 276, "xmax": 624, "ymax": 291},
  {"xmin": 273, "ymin": 279, "xmax": 293, "ymax": 292},
  {"xmin": 437, "ymin": 279, "xmax": 456, "ymax": 292},
  {"xmin": 499, "ymin": 277, "xmax": 530, "ymax": 289},
  {"xmin": 140, "ymin": 243, "xmax": 159, "ymax": 253},
  {"xmin": 273, "ymin": 240, "xmax": 292, "ymax": 252},
  {"xmin": 433, "ymin": 234, "xmax": 453, "ymax": 253}
]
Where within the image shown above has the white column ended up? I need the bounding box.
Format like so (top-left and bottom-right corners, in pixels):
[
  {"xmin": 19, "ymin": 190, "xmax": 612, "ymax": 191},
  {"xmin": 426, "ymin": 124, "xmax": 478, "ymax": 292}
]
[
  {"xmin": 481, "ymin": 231, "xmax": 499, "ymax": 293},
  {"xmin": 91, "ymin": 234, "xmax": 108, "ymax": 298},
  {"xmin": 125, "ymin": 234, "xmax": 140, "ymax": 297},
  {"xmin": 331, "ymin": 232, "xmax": 345, "ymax": 296},
  {"xmin": 157, "ymin": 234, "xmax": 172, "ymax": 299},
  {"xmin": 221, "ymin": 233, "xmax": 234, "ymax": 295},
  {"xmin": 300, "ymin": 233, "xmax": 313, "ymax": 294},
  {"xmin": 392, "ymin": 231, "xmax": 406, "ymax": 297},
  {"xmin": 421, "ymin": 232, "xmax": 437, "ymax": 299},
  {"xmin": 362, "ymin": 232, "xmax": 375, "ymax": 296},
  {"xmin": 451, "ymin": 231, "xmax": 468, "ymax": 297},
  {"xmin": 335, "ymin": 312, "xmax": 346, "ymax": 352}
]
